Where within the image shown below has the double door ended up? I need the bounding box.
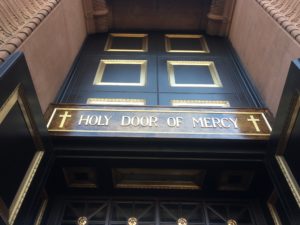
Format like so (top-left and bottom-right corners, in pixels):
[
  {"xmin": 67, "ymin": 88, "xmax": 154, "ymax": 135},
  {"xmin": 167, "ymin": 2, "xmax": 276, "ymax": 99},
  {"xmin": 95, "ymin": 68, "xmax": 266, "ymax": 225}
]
[{"xmin": 61, "ymin": 32, "xmax": 259, "ymax": 108}]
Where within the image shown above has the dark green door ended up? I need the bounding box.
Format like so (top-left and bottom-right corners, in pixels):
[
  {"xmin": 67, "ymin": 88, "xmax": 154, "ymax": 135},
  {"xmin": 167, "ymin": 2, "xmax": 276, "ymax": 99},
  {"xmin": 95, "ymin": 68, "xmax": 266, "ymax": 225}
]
[{"xmin": 60, "ymin": 32, "xmax": 260, "ymax": 108}]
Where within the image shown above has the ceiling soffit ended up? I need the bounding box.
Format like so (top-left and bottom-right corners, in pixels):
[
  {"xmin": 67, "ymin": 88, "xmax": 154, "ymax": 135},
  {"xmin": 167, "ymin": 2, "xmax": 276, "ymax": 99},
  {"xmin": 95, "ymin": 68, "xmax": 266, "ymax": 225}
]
[{"xmin": 82, "ymin": 0, "xmax": 236, "ymax": 36}]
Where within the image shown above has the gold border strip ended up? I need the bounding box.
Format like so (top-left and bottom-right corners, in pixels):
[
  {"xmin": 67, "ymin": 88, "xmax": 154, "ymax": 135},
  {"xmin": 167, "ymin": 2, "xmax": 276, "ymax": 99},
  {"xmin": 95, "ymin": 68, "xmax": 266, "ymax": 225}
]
[
  {"xmin": 87, "ymin": 98, "xmax": 146, "ymax": 106},
  {"xmin": 33, "ymin": 191, "xmax": 48, "ymax": 225},
  {"xmin": 167, "ymin": 61, "xmax": 223, "ymax": 88},
  {"xmin": 0, "ymin": 86, "xmax": 19, "ymax": 124},
  {"xmin": 93, "ymin": 59, "xmax": 147, "ymax": 86},
  {"xmin": 48, "ymin": 107, "xmax": 272, "ymax": 115},
  {"xmin": 104, "ymin": 33, "xmax": 148, "ymax": 52},
  {"xmin": 171, "ymin": 100, "xmax": 230, "ymax": 107},
  {"xmin": 115, "ymin": 184, "xmax": 201, "ymax": 190},
  {"xmin": 267, "ymin": 191, "xmax": 283, "ymax": 225},
  {"xmin": 10, "ymin": 152, "xmax": 44, "ymax": 224},
  {"xmin": 48, "ymin": 129, "xmax": 271, "ymax": 136},
  {"xmin": 276, "ymin": 156, "xmax": 300, "ymax": 207},
  {"xmin": 275, "ymin": 93, "xmax": 300, "ymax": 208},
  {"xmin": 165, "ymin": 34, "xmax": 210, "ymax": 53},
  {"xmin": 0, "ymin": 85, "xmax": 45, "ymax": 225}
]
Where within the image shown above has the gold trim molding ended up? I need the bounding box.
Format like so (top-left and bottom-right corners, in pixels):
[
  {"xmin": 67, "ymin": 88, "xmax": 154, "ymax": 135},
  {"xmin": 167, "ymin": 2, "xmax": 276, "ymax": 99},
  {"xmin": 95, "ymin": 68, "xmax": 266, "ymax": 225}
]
[
  {"xmin": 267, "ymin": 191, "xmax": 283, "ymax": 225},
  {"xmin": 171, "ymin": 100, "xmax": 230, "ymax": 107},
  {"xmin": 165, "ymin": 34, "xmax": 210, "ymax": 53},
  {"xmin": 93, "ymin": 59, "xmax": 147, "ymax": 86},
  {"xmin": 0, "ymin": 85, "xmax": 45, "ymax": 225},
  {"xmin": 276, "ymin": 156, "xmax": 300, "ymax": 207},
  {"xmin": 104, "ymin": 33, "xmax": 148, "ymax": 52},
  {"xmin": 33, "ymin": 191, "xmax": 48, "ymax": 225},
  {"xmin": 276, "ymin": 93, "xmax": 300, "ymax": 208},
  {"xmin": 167, "ymin": 61, "xmax": 223, "ymax": 88},
  {"xmin": 87, "ymin": 98, "xmax": 146, "ymax": 106}
]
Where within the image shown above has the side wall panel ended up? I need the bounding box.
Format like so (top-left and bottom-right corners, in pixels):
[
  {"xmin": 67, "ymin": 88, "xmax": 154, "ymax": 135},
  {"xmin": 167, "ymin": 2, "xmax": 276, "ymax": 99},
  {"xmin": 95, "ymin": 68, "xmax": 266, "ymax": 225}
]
[
  {"xmin": 229, "ymin": 0, "xmax": 300, "ymax": 116},
  {"xmin": 18, "ymin": 0, "xmax": 87, "ymax": 113}
]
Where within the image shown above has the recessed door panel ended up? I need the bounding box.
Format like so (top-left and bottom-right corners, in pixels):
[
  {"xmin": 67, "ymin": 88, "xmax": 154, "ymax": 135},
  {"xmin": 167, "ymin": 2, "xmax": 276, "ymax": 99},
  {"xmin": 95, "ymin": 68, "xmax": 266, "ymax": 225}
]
[
  {"xmin": 80, "ymin": 33, "xmax": 157, "ymax": 56},
  {"xmin": 68, "ymin": 55, "xmax": 157, "ymax": 93},
  {"xmin": 104, "ymin": 33, "xmax": 149, "ymax": 52},
  {"xmin": 150, "ymin": 33, "xmax": 236, "ymax": 56},
  {"xmin": 158, "ymin": 56, "xmax": 237, "ymax": 94}
]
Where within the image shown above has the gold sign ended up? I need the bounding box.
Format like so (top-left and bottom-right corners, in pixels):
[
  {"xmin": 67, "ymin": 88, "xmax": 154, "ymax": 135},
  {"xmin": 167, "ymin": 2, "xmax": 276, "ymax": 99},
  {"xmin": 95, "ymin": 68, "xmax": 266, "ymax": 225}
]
[{"xmin": 46, "ymin": 105, "xmax": 272, "ymax": 140}]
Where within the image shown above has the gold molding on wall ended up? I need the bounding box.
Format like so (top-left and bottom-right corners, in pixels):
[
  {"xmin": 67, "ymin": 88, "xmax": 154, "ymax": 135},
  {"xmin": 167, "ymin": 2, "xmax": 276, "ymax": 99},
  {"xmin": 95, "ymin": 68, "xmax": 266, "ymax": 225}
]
[{"xmin": 276, "ymin": 156, "xmax": 300, "ymax": 207}]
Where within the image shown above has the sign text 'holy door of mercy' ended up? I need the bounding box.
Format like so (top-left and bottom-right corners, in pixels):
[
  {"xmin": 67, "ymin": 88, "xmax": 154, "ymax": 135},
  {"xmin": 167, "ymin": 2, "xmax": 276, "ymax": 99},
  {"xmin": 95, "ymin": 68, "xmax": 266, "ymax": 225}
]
[{"xmin": 46, "ymin": 105, "xmax": 272, "ymax": 140}]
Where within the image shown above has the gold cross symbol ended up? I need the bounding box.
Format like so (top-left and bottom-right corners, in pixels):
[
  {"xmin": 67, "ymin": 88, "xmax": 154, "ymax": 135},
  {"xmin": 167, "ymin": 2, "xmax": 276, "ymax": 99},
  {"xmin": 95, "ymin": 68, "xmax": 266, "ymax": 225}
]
[
  {"xmin": 58, "ymin": 111, "xmax": 72, "ymax": 128},
  {"xmin": 247, "ymin": 115, "xmax": 261, "ymax": 132}
]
